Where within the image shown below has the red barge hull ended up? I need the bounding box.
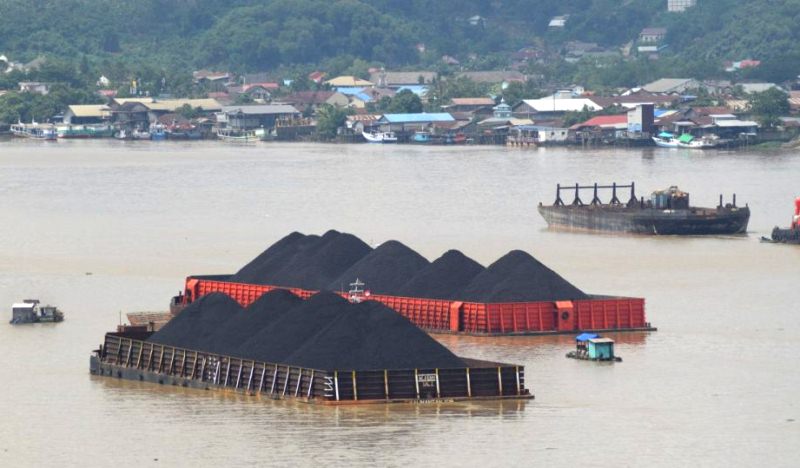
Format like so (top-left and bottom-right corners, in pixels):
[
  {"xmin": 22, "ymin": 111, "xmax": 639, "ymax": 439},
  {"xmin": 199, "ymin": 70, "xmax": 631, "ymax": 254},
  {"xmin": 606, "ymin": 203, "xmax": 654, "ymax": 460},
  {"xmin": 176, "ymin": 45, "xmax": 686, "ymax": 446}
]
[{"xmin": 176, "ymin": 276, "xmax": 656, "ymax": 336}]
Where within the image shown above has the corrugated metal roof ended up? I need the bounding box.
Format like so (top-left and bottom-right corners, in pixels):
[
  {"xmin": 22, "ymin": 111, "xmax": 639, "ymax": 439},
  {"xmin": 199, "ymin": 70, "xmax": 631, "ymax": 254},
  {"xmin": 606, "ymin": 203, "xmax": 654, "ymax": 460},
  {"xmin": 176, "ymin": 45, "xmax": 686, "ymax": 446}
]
[
  {"xmin": 324, "ymin": 75, "xmax": 373, "ymax": 87},
  {"xmin": 520, "ymin": 97, "xmax": 603, "ymax": 112},
  {"xmin": 146, "ymin": 99, "xmax": 221, "ymax": 112},
  {"xmin": 380, "ymin": 113, "xmax": 454, "ymax": 123},
  {"xmin": 449, "ymin": 97, "xmax": 495, "ymax": 106},
  {"xmin": 221, "ymin": 104, "xmax": 300, "ymax": 115},
  {"xmin": 67, "ymin": 105, "xmax": 111, "ymax": 118},
  {"xmin": 114, "ymin": 97, "xmax": 155, "ymax": 105}
]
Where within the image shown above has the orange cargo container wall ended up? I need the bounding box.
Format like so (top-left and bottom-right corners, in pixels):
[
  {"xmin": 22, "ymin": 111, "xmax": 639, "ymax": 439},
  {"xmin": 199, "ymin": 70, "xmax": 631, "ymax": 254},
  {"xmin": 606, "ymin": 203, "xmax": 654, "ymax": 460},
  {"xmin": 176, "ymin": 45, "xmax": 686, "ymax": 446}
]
[{"xmin": 182, "ymin": 277, "xmax": 654, "ymax": 336}]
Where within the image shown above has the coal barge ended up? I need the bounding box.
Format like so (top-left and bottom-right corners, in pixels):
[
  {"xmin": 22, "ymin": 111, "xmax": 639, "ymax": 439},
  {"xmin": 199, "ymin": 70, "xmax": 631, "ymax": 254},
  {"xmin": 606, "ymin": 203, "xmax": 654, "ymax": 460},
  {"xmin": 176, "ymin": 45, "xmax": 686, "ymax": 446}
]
[
  {"xmin": 538, "ymin": 183, "xmax": 750, "ymax": 235},
  {"xmin": 171, "ymin": 231, "xmax": 655, "ymax": 336},
  {"xmin": 92, "ymin": 290, "xmax": 533, "ymax": 405}
]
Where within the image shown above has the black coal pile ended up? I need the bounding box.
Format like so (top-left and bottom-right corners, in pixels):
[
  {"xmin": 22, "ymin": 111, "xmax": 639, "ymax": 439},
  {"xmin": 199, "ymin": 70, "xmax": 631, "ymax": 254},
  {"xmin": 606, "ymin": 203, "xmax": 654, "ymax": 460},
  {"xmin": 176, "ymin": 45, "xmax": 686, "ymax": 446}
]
[
  {"xmin": 234, "ymin": 291, "xmax": 352, "ymax": 364},
  {"xmin": 204, "ymin": 289, "xmax": 303, "ymax": 356},
  {"xmin": 459, "ymin": 250, "xmax": 588, "ymax": 302},
  {"xmin": 327, "ymin": 240, "xmax": 430, "ymax": 295},
  {"xmin": 283, "ymin": 299, "xmax": 465, "ymax": 370},
  {"xmin": 398, "ymin": 250, "xmax": 485, "ymax": 299},
  {"xmin": 231, "ymin": 232, "xmax": 319, "ymax": 285},
  {"xmin": 148, "ymin": 293, "xmax": 242, "ymax": 350},
  {"xmin": 230, "ymin": 230, "xmax": 372, "ymax": 290}
]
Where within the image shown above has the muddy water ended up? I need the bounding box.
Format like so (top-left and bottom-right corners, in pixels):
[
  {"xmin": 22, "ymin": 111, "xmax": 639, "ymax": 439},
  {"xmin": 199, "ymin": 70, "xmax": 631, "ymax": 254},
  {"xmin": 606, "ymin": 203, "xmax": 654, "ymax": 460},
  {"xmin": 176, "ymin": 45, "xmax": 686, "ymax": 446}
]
[{"xmin": 0, "ymin": 139, "xmax": 798, "ymax": 467}]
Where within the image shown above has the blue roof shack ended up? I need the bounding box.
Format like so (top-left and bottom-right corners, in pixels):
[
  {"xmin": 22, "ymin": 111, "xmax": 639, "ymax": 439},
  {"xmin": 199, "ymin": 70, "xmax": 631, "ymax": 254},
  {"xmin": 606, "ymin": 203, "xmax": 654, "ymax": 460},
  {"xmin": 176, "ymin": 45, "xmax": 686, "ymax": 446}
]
[{"xmin": 569, "ymin": 333, "xmax": 621, "ymax": 362}]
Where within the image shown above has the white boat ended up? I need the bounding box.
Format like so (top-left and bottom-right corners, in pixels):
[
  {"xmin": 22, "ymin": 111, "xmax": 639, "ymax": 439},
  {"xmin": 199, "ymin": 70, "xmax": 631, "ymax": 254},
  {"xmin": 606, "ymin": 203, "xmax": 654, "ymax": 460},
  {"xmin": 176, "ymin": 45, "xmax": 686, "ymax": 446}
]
[
  {"xmin": 677, "ymin": 134, "xmax": 720, "ymax": 149},
  {"xmin": 216, "ymin": 128, "xmax": 264, "ymax": 143},
  {"xmin": 10, "ymin": 122, "xmax": 57, "ymax": 140},
  {"xmin": 115, "ymin": 128, "xmax": 151, "ymax": 140},
  {"xmin": 362, "ymin": 130, "xmax": 398, "ymax": 143},
  {"xmin": 652, "ymin": 132, "xmax": 678, "ymax": 148}
]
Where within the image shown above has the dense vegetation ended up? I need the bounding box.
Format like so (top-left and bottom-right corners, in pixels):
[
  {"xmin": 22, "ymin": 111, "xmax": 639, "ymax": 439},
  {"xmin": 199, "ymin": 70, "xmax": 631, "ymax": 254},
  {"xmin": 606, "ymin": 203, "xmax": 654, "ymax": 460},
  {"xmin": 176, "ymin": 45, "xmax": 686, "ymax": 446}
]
[
  {"xmin": 0, "ymin": 0, "xmax": 798, "ymax": 81},
  {"xmin": 0, "ymin": 0, "xmax": 798, "ymax": 123}
]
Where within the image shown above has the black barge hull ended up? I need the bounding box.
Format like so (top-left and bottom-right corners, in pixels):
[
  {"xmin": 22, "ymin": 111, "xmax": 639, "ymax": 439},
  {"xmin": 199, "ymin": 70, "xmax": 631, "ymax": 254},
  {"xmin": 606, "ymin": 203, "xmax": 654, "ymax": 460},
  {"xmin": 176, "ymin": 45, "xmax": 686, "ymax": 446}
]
[
  {"xmin": 538, "ymin": 205, "xmax": 750, "ymax": 235},
  {"xmin": 90, "ymin": 332, "xmax": 533, "ymax": 405}
]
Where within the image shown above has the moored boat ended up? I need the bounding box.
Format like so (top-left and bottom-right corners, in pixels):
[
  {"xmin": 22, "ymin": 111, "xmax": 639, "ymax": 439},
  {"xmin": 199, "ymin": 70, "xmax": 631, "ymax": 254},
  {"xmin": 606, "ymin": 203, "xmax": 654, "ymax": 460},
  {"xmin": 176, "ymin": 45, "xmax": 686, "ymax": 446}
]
[
  {"xmin": 652, "ymin": 131, "xmax": 678, "ymax": 148},
  {"xmin": 362, "ymin": 130, "xmax": 398, "ymax": 143},
  {"xmin": 411, "ymin": 130, "xmax": 431, "ymax": 143},
  {"xmin": 10, "ymin": 123, "xmax": 57, "ymax": 140},
  {"xmin": 56, "ymin": 124, "xmax": 114, "ymax": 139},
  {"xmin": 538, "ymin": 182, "xmax": 750, "ymax": 235},
  {"xmin": 677, "ymin": 133, "xmax": 721, "ymax": 149},
  {"xmin": 216, "ymin": 128, "xmax": 263, "ymax": 142}
]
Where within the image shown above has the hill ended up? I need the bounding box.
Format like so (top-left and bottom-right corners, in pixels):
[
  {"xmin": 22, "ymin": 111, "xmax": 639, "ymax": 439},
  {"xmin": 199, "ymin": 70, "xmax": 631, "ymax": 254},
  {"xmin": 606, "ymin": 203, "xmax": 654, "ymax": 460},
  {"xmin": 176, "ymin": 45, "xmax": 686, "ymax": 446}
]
[{"xmin": 0, "ymin": 0, "xmax": 798, "ymax": 83}]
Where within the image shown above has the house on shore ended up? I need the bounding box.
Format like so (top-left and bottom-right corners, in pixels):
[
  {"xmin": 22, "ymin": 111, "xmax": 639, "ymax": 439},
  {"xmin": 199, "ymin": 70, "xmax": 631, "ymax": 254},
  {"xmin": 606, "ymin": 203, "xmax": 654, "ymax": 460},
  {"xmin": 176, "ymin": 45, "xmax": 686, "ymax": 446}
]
[
  {"xmin": 282, "ymin": 91, "xmax": 349, "ymax": 115},
  {"xmin": 441, "ymin": 97, "xmax": 496, "ymax": 115},
  {"xmin": 63, "ymin": 105, "xmax": 111, "ymax": 125},
  {"xmin": 641, "ymin": 78, "xmax": 702, "ymax": 94},
  {"xmin": 513, "ymin": 95, "xmax": 603, "ymax": 119},
  {"xmin": 217, "ymin": 104, "xmax": 301, "ymax": 131},
  {"xmin": 370, "ymin": 71, "xmax": 437, "ymax": 88}
]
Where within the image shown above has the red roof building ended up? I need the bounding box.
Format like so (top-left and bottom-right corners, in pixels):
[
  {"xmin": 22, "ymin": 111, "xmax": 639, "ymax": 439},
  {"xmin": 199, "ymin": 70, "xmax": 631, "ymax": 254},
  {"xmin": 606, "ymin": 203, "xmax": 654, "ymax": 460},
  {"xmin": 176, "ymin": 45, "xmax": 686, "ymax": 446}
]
[{"xmin": 570, "ymin": 114, "xmax": 628, "ymax": 130}]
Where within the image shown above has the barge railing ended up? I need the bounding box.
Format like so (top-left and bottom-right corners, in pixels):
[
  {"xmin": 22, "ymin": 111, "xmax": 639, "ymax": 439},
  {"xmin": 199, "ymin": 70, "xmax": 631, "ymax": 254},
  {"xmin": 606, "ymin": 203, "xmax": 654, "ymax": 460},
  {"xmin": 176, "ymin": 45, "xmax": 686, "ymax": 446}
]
[{"xmin": 92, "ymin": 332, "xmax": 533, "ymax": 404}]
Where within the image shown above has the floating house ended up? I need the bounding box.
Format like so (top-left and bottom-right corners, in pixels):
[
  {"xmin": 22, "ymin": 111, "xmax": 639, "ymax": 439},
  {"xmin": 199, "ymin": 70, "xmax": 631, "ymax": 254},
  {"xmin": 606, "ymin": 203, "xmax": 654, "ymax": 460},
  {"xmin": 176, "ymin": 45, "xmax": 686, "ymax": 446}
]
[{"xmin": 567, "ymin": 333, "xmax": 621, "ymax": 362}]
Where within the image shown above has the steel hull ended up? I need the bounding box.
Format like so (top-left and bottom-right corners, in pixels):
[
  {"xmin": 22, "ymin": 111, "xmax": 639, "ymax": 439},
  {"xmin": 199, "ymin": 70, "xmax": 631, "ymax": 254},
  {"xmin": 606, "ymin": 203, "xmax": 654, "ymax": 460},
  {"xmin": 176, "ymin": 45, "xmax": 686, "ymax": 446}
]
[{"xmin": 538, "ymin": 205, "xmax": 750, "ymax": 235}]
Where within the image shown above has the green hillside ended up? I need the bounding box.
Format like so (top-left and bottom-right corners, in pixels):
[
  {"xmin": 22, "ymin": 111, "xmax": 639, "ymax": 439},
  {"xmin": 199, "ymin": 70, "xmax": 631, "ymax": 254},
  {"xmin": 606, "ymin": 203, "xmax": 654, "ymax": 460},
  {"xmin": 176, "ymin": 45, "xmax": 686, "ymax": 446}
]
[{"xmin": 0, "ymin": 0, "xmax": 798, "ymax": 81}]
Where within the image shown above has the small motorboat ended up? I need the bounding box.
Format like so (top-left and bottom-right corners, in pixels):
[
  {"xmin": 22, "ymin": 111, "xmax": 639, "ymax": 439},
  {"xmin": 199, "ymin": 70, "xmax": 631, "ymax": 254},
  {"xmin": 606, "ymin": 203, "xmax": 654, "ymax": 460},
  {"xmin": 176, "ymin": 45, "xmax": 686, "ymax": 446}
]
[
  {"xmin": 652, "ymin": 131, "xmax": 678, "ymax": 148},
  {"xmin": 362, "ymin": 130, "xmax": 398, "ymax": 143}
]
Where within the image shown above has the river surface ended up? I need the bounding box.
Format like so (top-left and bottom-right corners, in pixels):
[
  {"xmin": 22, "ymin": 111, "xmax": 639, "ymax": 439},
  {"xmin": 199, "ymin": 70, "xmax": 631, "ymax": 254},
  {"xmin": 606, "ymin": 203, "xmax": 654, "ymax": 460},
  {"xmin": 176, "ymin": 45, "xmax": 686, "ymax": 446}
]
[{"xmin": 0, "ymin": 139, "xmax": 798, "ymax": 467}]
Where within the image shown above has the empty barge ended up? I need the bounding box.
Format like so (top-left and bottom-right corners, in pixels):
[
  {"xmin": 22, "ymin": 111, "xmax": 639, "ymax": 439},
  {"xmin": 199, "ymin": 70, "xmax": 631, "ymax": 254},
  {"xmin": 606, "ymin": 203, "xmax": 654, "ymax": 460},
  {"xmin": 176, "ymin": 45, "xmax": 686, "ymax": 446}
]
[
  {"xmin": 538, "ymin": 182, "xmax": 750, "ymax": 235},
  {"xmin": 91, "ymin": 329, "xmax": 533, "ymax": 404},
  {"xmin": 173, "ymin": 275, "xmax": 655, "ymax": 336}
]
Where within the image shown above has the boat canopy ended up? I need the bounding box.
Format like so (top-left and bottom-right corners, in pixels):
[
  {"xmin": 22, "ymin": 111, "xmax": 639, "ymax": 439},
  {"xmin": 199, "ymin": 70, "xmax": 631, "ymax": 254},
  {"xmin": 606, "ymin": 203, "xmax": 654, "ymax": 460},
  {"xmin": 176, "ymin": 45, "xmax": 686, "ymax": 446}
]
[
  {"xmin": 678, "ymin": 134, "xmax": 694, "ymax": 143},
  {"xmin": 657, "ymin": 131, "xmax": 674, "ymax": 138},
  {"xmin": 575, "ymin": 332, "xmax": 599, "ymax": 342}
]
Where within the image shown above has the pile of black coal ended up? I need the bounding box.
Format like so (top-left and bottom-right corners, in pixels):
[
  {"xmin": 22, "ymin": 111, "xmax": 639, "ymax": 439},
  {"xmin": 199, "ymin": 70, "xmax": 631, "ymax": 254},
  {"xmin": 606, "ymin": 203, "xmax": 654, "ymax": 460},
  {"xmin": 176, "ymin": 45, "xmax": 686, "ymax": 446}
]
[
  {"xmin": 230, "ymin": 230, "xmax": 372, "ymax": 290},
  {"xmin": 327, "ymin": 240, "xmax": 430, "ymax": 295},
  {"xmin": 282, "ymin": 299, "xmax": 465, "ymax": 370},
  {"xmin": 234, "ymin": 291, "xmax": 352, "ymax": 364},
  {"xmin": 223, "ymin": 230, "xmax": 587, "ymax": 303},
  {"xmin": 166, "ymin": 291, "xmax": 467, "ymax": 371},
  {"xmin": 230, "ymin": 232, "xmax": 318, "ymax": 285},
  {"xmin": 459, "ymin": 250, "xmax": 588, "ymax": 302},
  {"xmin": 204, "ymin": 289, "xmax": 303, "ymax": 356},
  {"xmin": 397, "ymin": 249, "xmax": 485, "ymax": 299},
  {"xmin": 148, "ymin": 293, "xmax": 242, "ymax": 350}
]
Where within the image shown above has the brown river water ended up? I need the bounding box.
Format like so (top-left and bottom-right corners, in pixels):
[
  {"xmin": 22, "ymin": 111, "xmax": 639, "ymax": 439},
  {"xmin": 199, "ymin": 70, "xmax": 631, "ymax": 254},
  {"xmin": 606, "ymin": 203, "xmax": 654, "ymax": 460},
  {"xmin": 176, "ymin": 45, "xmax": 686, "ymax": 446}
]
[{"xmin": 0, "ymin": 138, "xmax": 798, "ymax": 467}]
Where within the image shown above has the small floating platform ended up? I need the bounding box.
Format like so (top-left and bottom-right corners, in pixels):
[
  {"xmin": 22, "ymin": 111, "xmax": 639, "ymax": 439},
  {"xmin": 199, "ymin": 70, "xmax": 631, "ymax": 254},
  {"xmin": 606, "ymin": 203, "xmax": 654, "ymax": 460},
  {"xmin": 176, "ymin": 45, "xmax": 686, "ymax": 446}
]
[{"xmin": 566, "ymin": 333, "xmax": 621, "ymax": 362}]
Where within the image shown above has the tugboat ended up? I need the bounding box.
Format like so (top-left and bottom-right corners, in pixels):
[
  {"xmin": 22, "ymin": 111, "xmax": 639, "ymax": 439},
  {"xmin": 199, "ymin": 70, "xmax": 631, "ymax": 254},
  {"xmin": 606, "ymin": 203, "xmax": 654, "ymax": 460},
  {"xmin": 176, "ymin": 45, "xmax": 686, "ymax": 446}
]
[
  {"xmin": 10, "ymin": 300, "xmax": 64, "ymax": 324},
  {"xmin": 538, "ymin": 182, "xmax": 750, "ymax": 235},
  {"xmin": 764, "ymin": 197, "xmax": 800, "ymax": 244},
  {"xmin": 566, "ymin": 333, "xmax": 622, "ymax": 362}
]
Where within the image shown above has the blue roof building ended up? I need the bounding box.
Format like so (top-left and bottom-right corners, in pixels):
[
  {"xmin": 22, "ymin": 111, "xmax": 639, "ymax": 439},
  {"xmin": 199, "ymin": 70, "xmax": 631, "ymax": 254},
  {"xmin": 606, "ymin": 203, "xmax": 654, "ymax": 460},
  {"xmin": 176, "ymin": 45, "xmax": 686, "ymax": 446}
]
[{"xmin": 378, "ymin": 113, "xmax": 455, "ymax": 124}]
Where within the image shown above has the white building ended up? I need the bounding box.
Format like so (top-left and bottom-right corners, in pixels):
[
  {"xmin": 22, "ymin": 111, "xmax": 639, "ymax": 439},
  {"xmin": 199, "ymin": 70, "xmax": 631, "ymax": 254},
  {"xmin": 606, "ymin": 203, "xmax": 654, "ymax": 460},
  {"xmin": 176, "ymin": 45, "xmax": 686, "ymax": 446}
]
[{"xmin": 668, "ymin": 0, "xmax": 696, "ymax": 12}]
